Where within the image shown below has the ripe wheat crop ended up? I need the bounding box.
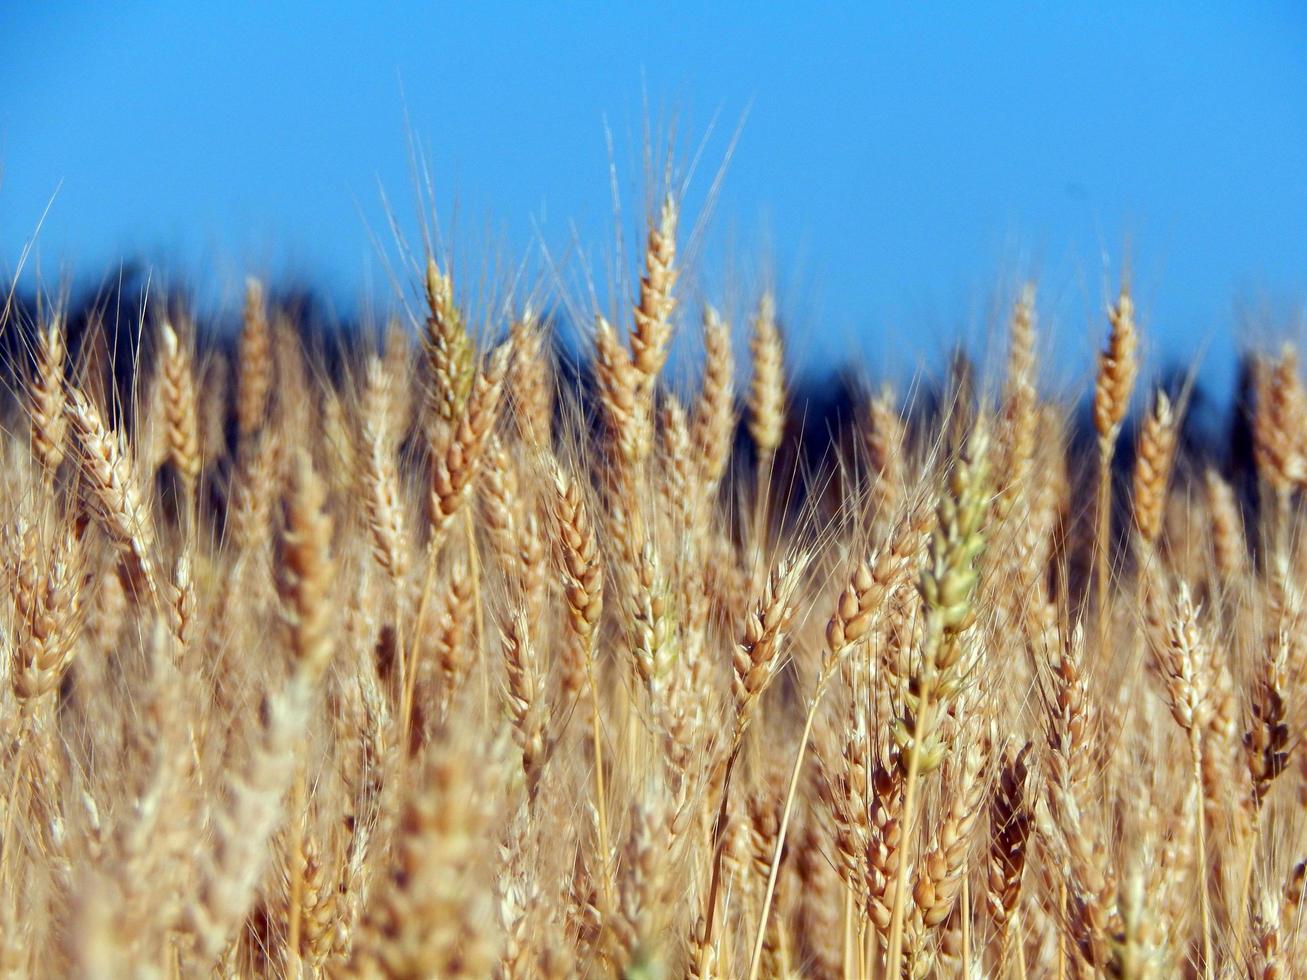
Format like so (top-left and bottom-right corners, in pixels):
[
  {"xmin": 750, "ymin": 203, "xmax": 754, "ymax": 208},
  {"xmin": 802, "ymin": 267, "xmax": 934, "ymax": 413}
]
[{"xmin": 0, "ymin": 190, "xmax": 1304, "ymax": 979}]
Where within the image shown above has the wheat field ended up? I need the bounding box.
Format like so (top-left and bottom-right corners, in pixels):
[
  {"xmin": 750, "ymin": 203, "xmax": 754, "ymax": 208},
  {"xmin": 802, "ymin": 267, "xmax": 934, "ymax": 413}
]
[{"xmin": 0, "ymin": 193, "xmax": 1302, "ymax": 979}]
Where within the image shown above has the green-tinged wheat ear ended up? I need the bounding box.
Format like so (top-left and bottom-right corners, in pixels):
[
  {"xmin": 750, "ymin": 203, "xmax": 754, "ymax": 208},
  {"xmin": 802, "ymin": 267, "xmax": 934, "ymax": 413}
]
[
  {"xmin": 422, "ymin": 257, "xmax": 476, "ymax": 427},
  {"xmin": 897, "ymin": 422, "xmax": 992, "ymax": 763},
  {"xmin": 885, "ymin": 420, "xmax": 991, "ymax": 978}
]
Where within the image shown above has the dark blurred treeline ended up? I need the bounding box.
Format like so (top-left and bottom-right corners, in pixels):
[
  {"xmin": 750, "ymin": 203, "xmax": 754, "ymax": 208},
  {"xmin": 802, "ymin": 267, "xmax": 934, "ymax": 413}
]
[{"xmin": 1, "ymin": 265, "xmax": 1266, "ymax": 561}]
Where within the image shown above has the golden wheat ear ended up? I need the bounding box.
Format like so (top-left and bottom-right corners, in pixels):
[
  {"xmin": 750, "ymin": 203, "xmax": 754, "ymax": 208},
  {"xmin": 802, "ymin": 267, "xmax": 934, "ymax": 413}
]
[
  {"xmin": 359, "ymin": 353, "xmax": 409, "ymax": 584},
  {"xmin": 691, "ymin": 304, "xmax": 735, "ymax": 500},
  {"xmin": 747, "ymin": 290, "xmax": 785, "ymax": 461},
  {"xmin": 237, "ymin": 277, "xmax": 273, "ymax": 444},
  {"xmin": 1132, "ymin": 388, "xmax": 1178, "ymax": 548},
  {"xmin": 159, "ymin": 321, "xmax": 202, "ymax": 503},
  {"xmin": 427, "ymin": 339, "xmax": 512, "ymax": 545},
  {"xmin": 65, "ymin": 386, "xmax": 159, "ymax": 598},
  {"xmin": 30, "ymin": 317, "xmax": 69, "ymax": 480}
]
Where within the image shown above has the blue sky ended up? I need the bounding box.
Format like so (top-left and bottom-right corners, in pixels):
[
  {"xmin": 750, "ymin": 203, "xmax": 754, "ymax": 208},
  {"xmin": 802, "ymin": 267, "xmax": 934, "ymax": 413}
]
[{"xmin": 2, "ymin": 2, "xmax": 1306, "ymax": 397}]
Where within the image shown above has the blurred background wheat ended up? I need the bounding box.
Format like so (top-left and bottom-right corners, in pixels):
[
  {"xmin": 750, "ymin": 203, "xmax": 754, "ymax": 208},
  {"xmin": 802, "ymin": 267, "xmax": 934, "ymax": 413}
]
[{"xmin": 1, "ymin": 4, "xmax": 1307, "ymax": 978}]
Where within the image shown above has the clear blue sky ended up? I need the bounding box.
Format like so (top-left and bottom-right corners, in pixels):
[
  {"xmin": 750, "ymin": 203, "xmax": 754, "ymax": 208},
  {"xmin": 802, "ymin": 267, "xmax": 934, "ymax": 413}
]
[{"xmin": 3, "ymin": 2, "xmax": 1306, "ymax": 397}]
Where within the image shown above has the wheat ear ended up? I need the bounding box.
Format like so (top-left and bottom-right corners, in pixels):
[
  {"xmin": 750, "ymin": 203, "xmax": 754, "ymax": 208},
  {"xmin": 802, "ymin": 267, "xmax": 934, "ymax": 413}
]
[
  {"xmin": 1204, "ymin": 469, "xmax": 1247, "ymax": 579},
  {"xmin": 1092, "ymin": 285, "xmax": 1139, "ymax": 650},
  {"xmin": 159, "ymin": 321, "xmax": 202, "ymax": 509},
  {"xmin": 748, "ymin": 513, "xmax": 930, "ymax": 980},
  {"xmin": 189, "ymin": 454, "xmax": 332, "ymax": 963},
  {"xmin": 237, "ymin": 277, "xmax": 273, "ymax": 442},
  {"xmin": 747, "ymin": 290, "xmax": 785, "ymax": 462},
  {"xmin": 988, "ymin": 742, "xmax": 1034, "ymax": 973},
  {"xmin": 691, "ymin": 304, "xmax": 736, "ymax": 500},
  {"xmin": 405, "ymin": 340, "xmax": 511, "ymax": 741},
  {"xmin": 422, "ymin": 257, "xmax": 475, "ymax": 426},
  {"xmin": 885, "ymin": 422, "xmax": 991, "ymax": 978},
  {"xmin": 501, "ymin": 610, "xmax": 546, "ymax": 799},
  {"xmin": 629, "ymin": 193, "xmax": 679, "ymax": 388},
  {"xmin": 65, "ymin": 387, "xmax": 158, "ymax": 599},
  {"xmin": 867, "ymin": 384, "xmax": 906, "ymax": 519},
  {"xmin": 1132, "ymin": 388, "xmax": 1177, "ymax": 548},
  {"xmin": 508, "ymin": 309, "xmax": 553, "ymax": 447},
  {"xmin": 8, "ymin": 524, "xmax": 81, "ymax": 704},
  {"xmin": 549, "ymin": 457, "xmax": 611, "ymax": 904},
  {"xmin": 996, "ymin": 283, "xmax": 1038, "ymax": 521},
  {"xmin": 1252, "ymin": 345, "xmax": 1306, "ymax": 558},
  {"xmin": 699, "ymin": 552, "xmax": 805, "ymax": 969},
  {"xmin": 360, "ymin": 354, "xmax": 409, "ymax": 583},
  {"xmin": 29, "ymin": 318, "xmax": 68, "ymax": 479},
  {"xmin": 1147, "ymin": 580, "xmax": 1213, "ymax": 976}
]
